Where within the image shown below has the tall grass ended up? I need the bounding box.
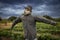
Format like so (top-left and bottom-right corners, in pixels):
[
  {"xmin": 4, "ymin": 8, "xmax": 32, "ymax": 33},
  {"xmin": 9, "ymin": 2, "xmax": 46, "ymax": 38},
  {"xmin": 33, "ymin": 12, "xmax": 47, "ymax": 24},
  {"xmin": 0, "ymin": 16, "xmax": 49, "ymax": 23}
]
[{"xmin": 0, "ymin": 22, "xmax": 60, "ymax": 40}]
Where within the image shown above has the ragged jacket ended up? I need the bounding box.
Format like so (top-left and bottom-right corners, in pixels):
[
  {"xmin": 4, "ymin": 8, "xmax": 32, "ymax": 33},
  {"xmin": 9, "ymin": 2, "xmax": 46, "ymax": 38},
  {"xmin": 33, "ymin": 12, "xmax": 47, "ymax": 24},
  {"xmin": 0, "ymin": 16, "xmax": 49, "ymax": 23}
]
[{"xmin": 11, "ymin": 14, "xmax": 56, "ymax": 39}]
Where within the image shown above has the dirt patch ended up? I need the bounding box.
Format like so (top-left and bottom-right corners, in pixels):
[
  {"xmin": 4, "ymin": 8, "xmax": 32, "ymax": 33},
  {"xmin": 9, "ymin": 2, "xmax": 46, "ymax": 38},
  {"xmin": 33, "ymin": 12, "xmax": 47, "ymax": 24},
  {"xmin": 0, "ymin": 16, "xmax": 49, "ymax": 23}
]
[
  {"xmin": 0, "ymin": 36, "xmax": 12, "ymax": 40},
  {"xmin": 0, "ymin": 23, "xmax": 12, "ymax": 29}
]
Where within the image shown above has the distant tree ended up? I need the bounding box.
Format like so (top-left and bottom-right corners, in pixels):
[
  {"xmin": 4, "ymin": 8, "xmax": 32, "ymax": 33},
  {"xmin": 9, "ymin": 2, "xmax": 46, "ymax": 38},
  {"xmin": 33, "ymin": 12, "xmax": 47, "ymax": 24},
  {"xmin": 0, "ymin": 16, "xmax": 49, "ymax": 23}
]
[
  {"xmin": 8, "ymin": 16, "xmax": 17, "ymax": 21},
  {"xmin": 0, "ymin": 17, "xmax": 2, "ymax": 21},
  {"xmin": 2, "ymin": 19, "xmax": 8, "ymax": 26},
  {"xmin": 43, "ymin": 15, "xmax": 54, "ymax": 20},
  {"xmin": 54, "ymin": 18, "xmax": 60, "ymax": 22}
]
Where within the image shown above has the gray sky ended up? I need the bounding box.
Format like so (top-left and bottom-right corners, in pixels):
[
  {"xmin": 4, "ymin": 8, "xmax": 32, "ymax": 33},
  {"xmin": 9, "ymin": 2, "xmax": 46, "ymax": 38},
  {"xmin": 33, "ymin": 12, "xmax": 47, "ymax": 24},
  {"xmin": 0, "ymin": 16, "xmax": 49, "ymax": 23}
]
[{"xmin": 0, "ymin": 0, "xmax": 60, "ymax": 18}]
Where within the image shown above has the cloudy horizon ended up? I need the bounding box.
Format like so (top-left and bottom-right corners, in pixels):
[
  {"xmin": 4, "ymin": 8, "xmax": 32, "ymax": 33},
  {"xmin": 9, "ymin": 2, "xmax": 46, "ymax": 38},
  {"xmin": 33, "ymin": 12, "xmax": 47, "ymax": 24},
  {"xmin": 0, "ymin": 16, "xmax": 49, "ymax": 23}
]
[{"xmin": 0, "ymin": 0, "xmax": 60, "ymax": 18}]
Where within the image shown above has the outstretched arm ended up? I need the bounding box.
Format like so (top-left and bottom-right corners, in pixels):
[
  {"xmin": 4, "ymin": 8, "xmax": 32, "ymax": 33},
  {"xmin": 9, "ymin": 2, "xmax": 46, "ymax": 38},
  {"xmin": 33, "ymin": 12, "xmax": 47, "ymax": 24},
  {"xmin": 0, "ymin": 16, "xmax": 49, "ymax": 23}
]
[
  {"xmin": 34, "ymin": 16, "xmax": 57, "ymax": 26},
  {"xmin": 11, "ymin": 16, "xmax": 21, "ymax": 30}
]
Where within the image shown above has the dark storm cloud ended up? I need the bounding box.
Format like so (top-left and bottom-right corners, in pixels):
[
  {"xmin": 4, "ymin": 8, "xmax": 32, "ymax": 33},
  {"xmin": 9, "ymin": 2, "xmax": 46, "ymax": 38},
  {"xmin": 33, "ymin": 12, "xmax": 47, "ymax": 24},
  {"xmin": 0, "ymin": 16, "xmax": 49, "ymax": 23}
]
[
  {"xmin": 0, "ymin": 0, "xmax": 60, "ymax": 18},
  {"xmin": 0, "ymin": 10, "xmax": 19, "ymax": 18},
  {"xmin": 33, "ymin": 4, "xmax": 60, "ymax": 17},
  {"xmin": 0, "ymin": 0, "xmax": 60, "ymax": 5},
  {"xmin": 0, "ymin": 0, "xmax": 25, "ymax": 4},
  {"xmin": 44, "ymin": 0, "xmax": 60, "ymax": 5},
  {"xmin": 0, "ymin": 0, "xmax": 44, "ymax": 4}
]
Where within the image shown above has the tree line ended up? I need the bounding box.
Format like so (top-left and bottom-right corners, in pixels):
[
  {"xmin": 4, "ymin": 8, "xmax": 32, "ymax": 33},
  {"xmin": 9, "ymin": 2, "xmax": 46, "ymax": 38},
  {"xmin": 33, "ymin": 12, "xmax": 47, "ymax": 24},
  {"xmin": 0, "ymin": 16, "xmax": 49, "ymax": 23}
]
[{"xmin": 0, "ymin": 15, "xmax": 60, "ymax": 23}]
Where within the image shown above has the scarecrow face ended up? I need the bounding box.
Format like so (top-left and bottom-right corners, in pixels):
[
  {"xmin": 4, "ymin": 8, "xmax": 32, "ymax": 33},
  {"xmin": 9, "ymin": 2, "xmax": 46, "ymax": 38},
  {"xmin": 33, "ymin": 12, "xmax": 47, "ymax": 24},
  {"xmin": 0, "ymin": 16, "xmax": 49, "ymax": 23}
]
[{"xmin": 24, "ymin": 8, "xmax": 31, "ymax": 15}]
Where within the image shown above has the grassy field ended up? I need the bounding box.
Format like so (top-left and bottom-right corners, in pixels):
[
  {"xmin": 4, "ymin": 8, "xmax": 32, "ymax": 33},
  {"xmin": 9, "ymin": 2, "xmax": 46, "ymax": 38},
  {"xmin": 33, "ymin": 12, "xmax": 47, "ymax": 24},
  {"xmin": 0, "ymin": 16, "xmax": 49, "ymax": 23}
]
[{"xmin": 0, "ymin": 22, "xmax": 60, "ymax": 40}]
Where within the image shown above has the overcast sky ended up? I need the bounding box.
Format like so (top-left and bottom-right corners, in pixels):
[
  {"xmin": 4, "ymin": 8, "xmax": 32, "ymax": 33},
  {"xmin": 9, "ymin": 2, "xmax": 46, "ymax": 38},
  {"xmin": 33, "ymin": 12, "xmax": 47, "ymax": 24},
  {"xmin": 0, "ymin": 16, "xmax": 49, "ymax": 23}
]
[{"xmin": 0, "ymin": 0, "xmax": 60, "ymax": 18}]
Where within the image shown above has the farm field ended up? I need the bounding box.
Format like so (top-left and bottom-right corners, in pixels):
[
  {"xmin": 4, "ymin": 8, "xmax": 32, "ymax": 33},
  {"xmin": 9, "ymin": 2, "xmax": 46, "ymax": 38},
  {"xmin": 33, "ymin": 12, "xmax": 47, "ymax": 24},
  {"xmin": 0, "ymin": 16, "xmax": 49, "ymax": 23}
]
[{"xmin": 0, "ymin": 22, "xmax": 60, "ymax": 40}]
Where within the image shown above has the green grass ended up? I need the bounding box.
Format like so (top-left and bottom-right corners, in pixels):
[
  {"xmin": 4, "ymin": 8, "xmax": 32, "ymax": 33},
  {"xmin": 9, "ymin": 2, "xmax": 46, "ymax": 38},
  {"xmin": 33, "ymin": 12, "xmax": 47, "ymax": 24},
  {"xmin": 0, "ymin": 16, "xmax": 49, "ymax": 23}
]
[{"xmin": 0, "ymin": 22, "xmax": 60, "ymax": 40}]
